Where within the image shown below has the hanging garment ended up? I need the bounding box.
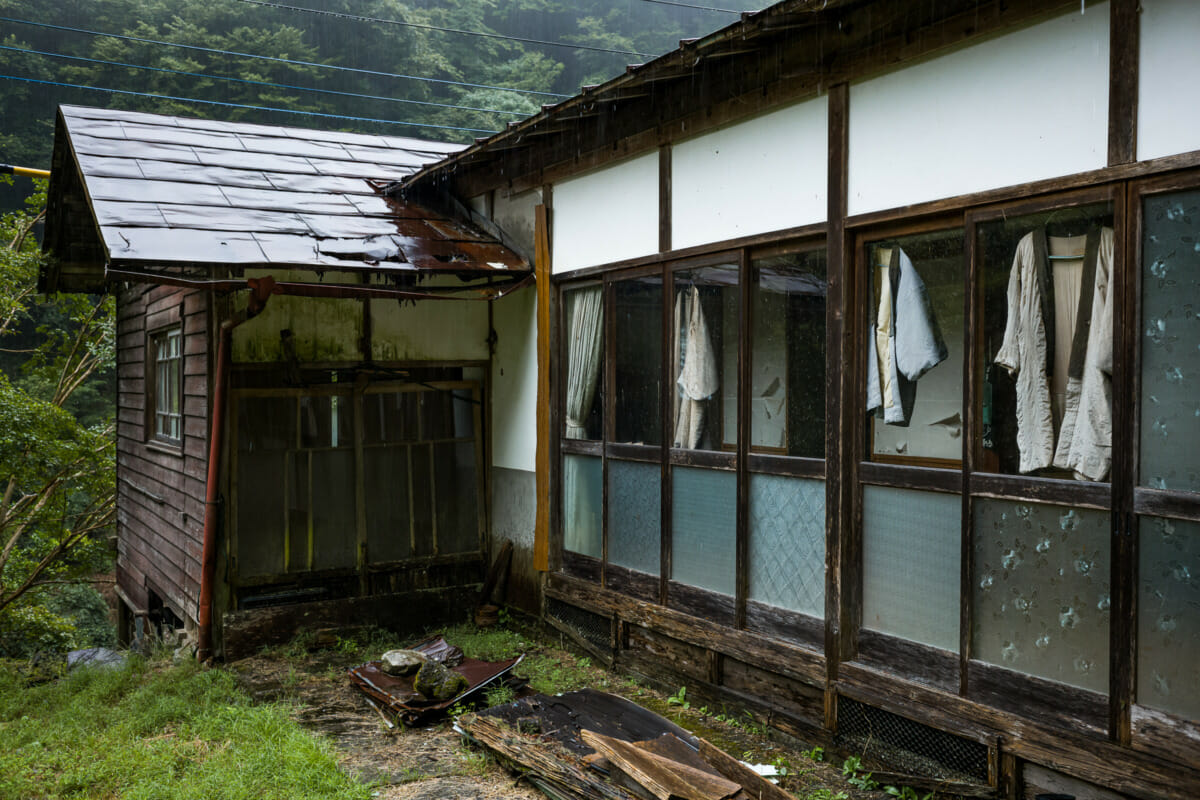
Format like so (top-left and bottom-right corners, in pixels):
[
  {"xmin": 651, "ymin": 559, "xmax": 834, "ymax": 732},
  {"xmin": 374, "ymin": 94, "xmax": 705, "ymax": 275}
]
[
  {"xmin": 866, "ymin": 246, "xmax": 949, "ymax": 425},
  {"xmin": 673, "ymin": 285, "xmax": 718, "ymax": 449},
  {"xmin": 994, "ymin": 227, "xmax": 1113, "ymax": 481}
]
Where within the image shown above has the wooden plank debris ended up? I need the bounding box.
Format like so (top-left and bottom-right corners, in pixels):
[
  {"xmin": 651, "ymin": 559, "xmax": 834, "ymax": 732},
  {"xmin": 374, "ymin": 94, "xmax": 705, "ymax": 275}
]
[{"xmin": 581, "ymin": 730, "xmax": 741, "ymax": 800}]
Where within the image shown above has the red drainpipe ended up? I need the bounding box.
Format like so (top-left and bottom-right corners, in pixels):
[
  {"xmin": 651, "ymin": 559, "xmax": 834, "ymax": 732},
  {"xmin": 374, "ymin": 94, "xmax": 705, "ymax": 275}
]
[{"xmin": 197, "ymin": 277, "xmax": 277, "ymax": 662}]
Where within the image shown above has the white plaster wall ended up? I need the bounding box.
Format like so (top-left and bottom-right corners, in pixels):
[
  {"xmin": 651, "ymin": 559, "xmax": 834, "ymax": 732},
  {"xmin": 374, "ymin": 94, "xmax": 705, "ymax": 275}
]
[
  {"xmin": 370, "ymin": 298, "xmax": 489, "ymax": 362},
  {"xmin": 493, "ymin": 187, "xmax": 542, "ymax": 261},
  {"xmin": 1138, "ymin": 0, "xmax": 1200, "ymax": 161},
  {"xmin": 848, "ymin": 4, "xmax": 1109, "ymax": 216},
  {"xmin": 551, "ymin": 151, "xmax": 659, "ymax": 273},
  {"xmin": 673, "ymin": 98, "xmax": 827, "ymax": 249},
  {"xmin": 490, "ymin": 285, "xmax": 538, "ymax": 472}
]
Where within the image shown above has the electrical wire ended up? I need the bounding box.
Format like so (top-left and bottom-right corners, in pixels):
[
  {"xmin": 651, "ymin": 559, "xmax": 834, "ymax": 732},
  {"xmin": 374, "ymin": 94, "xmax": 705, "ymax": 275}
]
[
  {"xmin": 638, "ymin": 0, "xmax": 745, "ymax": 13},
  {"xmin": 0, "ymin": 16, "xmax": 570, "ymax": 98},
  {"xmin": 235, "ymin": 0, "xmax": 655, "ymax": 58},
  {"xmin": 0, "ymin": 74, "xmax": 500, "ymax": 134},
  {"xmin": 0, "ymin": 44, "xmax": 530, "ymax": 118}
]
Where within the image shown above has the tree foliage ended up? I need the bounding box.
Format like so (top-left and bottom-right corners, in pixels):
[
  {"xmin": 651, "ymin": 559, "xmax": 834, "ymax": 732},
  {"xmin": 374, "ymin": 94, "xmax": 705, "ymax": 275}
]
[
  {"xmin": 0, "ymin": 177, "xmax": 116, "ymax": 655},
  {"xmin": 0, "ymin": 0, "xmax": 762, "ymax": 167}
]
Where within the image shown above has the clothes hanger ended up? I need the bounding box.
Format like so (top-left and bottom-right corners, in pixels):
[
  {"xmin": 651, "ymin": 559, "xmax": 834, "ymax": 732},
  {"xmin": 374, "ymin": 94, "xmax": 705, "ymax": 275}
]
[{"xmin": 1043, "ymin": 208, "xmax": 1091, "ymax": 259}]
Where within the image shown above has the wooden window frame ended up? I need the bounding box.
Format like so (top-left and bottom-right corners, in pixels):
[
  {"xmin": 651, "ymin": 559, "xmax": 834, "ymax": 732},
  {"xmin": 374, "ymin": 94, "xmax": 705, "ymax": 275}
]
[
  {"xmin": 1123, "ymin": 168, "xmax": 1200, "ymax": 759},
  {"xmin": 555, "ymin": 232, "xmax": 830, "ymax": 641},
  {"xmin": 147, "ymin": 323, "xmax": 183, "ymax": 447}
]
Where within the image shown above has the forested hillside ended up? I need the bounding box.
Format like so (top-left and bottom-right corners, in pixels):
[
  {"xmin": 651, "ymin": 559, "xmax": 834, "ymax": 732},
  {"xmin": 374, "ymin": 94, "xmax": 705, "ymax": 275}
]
[{"xmin": 0, "ymin": 0, "xmax": 762, "ymax": 168}]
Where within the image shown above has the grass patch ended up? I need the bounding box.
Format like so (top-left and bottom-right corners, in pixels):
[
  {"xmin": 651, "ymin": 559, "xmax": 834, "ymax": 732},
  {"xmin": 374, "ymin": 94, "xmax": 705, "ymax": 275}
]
[{"xmin": 0, "ymin": 656, "xmax": 371, "ymax": 800}]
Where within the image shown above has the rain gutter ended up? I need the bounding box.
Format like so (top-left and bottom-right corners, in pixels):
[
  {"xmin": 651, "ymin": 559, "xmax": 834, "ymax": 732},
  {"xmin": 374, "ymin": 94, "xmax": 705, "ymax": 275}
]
[{"xmin": 105, "ymin": 269, "xmax": 533, "ymax": 302}]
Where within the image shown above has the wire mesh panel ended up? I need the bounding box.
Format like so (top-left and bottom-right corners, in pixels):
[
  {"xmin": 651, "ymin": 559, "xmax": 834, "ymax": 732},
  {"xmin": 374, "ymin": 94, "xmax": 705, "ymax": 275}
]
[
  {"xmin": 546, "ymin": 598, "xmax": 611, "ymax": 653},
  {"xmin": 836, "ymin": 697, "xmax": 990, "ymax": 784}
]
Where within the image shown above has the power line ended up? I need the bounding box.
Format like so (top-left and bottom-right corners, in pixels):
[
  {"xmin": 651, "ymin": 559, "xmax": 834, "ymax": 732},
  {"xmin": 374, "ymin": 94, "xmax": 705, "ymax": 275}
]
[
  {"xmin": 0, "ymin": 74, "xmax": 500, "ymax": 134},
  {"xmin": 0, "ymin": 44, "xmax": 529, "ymax": 118},
  {"xmin": 0, "ymin": 16, "xmax": 570, "ymax": 99},
  {"xmin": 639, "ymin": 0, "xmax": 745, "ymax": 13},
  {"xmin": 236, "ymin": 0, "xmax": 655, "ymax": 58}
]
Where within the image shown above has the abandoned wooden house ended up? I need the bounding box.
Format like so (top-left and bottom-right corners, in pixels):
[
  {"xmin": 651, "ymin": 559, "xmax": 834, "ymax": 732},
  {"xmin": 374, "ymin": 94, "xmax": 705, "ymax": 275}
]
[
  {"xmin": 39, "ymin": 0, "xmax": 1199, "ymax": 797},
  {"xmin": 41, "ymin": 104, "xmax": 536, "ymax": 660}
]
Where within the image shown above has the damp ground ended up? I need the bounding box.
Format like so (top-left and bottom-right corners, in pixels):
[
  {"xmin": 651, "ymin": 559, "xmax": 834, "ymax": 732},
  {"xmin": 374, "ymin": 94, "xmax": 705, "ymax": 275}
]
[{"xmin": 228, "ymin": 617, "xmax": 956, "ymax": 800}]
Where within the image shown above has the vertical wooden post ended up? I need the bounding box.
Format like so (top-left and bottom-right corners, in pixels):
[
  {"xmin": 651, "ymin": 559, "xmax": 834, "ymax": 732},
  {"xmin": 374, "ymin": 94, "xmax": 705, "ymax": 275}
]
[
  {"xmin": 534, "ymin": 202, "xmax": 552, "ymax": 571},
  {"xmin": 1107, "ymin": 0, "xmax": 1139, "ymax": 166},
  {"xmin": 659, "ymin": 145, "xmax": 672, "ymax": 254},
  {"xmin": 1110, "ymin": 183, "xmax": 1135, "ymax": 745},
  {"xmin": 824, "ymin": 81, "xmax": 851, "ymax": 731}
]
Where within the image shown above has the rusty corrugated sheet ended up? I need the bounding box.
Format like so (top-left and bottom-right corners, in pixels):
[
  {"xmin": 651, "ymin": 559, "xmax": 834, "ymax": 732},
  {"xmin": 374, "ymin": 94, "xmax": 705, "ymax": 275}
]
[{"xmin": 348, "ymin": 635, "xmax": 523, "ymax": 726}]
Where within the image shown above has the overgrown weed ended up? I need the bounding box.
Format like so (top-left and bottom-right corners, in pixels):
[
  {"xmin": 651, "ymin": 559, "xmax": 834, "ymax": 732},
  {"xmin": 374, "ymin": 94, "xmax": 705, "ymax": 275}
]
[{"xmin": 0, "ymin": 656, "xmax": 371, "ymax": 800}]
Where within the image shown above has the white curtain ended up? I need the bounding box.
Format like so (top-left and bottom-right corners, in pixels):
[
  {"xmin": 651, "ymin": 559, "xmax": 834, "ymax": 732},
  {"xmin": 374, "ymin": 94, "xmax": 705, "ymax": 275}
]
[
  {"xmin": 564, "ymin": 287, "xmax": 604, "ymax": 439},
  {"xmin": 563, "ymin": 287, "xmax": 603, "ymax": 556},
  {"xmin": 673, "ymin": 285, "xmax": 718, "ymax": 449}
]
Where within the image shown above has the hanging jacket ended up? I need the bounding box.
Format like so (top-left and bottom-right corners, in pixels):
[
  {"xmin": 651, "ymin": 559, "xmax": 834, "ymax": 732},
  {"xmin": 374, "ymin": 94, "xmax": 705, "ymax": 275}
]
[
  {"xmin": 994, "ymin": 227, "xmax": 1113, "ymax": 481},
  {"xmin": 866, "ymin": 246, "xmax": 949, "ymax": 426}
]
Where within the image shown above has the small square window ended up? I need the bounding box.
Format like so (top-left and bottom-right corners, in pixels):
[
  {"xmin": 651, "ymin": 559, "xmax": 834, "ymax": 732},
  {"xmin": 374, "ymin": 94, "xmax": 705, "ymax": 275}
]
[{"xmin": 151, "ymin": 326, "xmax": 183, "ymax": 443}]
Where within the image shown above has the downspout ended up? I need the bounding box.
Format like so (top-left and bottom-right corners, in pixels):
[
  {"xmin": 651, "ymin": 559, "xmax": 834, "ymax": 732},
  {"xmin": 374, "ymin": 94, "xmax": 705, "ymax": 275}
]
[{"xmin": 197, "ymin": 277, "xmax": 277, "ymax": 662}]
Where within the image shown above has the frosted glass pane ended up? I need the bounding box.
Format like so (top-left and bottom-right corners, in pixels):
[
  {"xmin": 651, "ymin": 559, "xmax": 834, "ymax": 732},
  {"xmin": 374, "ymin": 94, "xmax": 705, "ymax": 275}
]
[
  {"xmin": 1138, "ymin": 517, "xmax": 1200, "ymax": 719},
  {"xmin": 973, "ymin": 500, "xmax": 1110, "ymax": 693},
  {"xmin": 672, "ymin": 467, "xmax": 736, "ymax": 595},
  {"xmin": 749, "ymin": 475, "xmax": 824, "ymax": 616},
  {"xmin": 863, "ymin": 487, "xmax": 960, "ymax": 651},
  {"xmin": 609, "ymin": 460, "xmax": 660, "ymax": 574},
  {"xmin": 1140, "ymin": 188, "xmax": 1200, "ymax": 493},
  {"xmin": 563, "ymin": 455, "xmax": 602, "ymax": 558}
]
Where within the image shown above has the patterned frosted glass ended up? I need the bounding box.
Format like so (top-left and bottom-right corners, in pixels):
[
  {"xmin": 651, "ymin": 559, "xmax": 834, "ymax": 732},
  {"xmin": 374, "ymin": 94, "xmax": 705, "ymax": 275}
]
[
  {"xmin": 749, "ymin": 474, "xmax": 825, "ymax": 616},
  {"xmin": 1138, "ymin": 517, "xmax": 1200, "ymax": 719},
  {"xmin": 672, "ymin": 467, "xmax": 736, "ymax": 595},
  {"xmin": 563, "ymin": 455, "xmax": 602, "ymax": 558},
  {"xmin": 863, "ymin": 487, "xmax": 960, "ymax": 651},
  {"xmin": 973, "ymin": 500, "xmax": 1110, "ymax": 693},
  {"xmin": 608, "ymin": 460, "xmax": 660, "ymax": 574},
  {"xmin": 1140, "ymin": 188, "xmax": 1200, "ymax": 493}
]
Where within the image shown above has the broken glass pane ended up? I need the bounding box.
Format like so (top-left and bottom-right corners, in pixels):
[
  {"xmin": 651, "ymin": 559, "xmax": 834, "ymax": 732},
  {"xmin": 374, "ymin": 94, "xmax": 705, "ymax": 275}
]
[{"xmin": 751, "ymin": 249, "xmax": 826, "ymax": 457}]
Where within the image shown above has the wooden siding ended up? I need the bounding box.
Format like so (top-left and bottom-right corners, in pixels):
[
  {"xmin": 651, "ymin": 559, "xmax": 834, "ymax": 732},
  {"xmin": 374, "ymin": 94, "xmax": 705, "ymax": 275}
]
[{"xmin": 115, "ymin": 283, "xmax": 210, "ymax": 622}]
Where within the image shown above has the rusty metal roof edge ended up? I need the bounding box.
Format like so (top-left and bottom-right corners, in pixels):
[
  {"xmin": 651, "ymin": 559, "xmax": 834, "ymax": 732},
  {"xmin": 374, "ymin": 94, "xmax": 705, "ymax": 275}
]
[{"xmin": 397, "ymin": 0, "xmax": 846, "ymax": 194}]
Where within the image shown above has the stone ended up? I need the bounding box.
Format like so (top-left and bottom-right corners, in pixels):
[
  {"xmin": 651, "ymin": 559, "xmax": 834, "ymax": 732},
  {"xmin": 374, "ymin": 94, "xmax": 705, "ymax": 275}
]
[
  {"xmin": 380, "ymin": 649, "xmax": 427, "ymax": 677},
  {"xmin": 414, "ymin": 659, "xmax": 468, "ymax": 701}
]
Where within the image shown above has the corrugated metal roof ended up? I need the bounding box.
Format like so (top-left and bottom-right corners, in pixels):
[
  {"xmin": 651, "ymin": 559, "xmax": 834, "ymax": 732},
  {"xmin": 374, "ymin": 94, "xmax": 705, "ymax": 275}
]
[{"xmin": 43, "ymin": 105, "xmax": 528, "ymax": 294}]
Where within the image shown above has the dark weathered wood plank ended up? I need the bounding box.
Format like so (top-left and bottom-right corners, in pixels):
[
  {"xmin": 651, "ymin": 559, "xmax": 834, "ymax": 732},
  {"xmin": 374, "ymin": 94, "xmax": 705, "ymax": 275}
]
[
  {"xmin": 534, "ymin": 202, "xmax": 552, "ymax": 572},
  {"xmin": 1108, "ymin": 0, "xmax": 1139, "ymax": 166}
]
